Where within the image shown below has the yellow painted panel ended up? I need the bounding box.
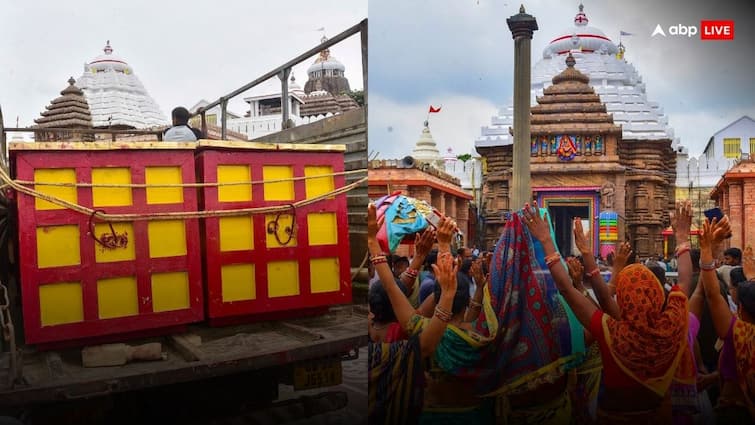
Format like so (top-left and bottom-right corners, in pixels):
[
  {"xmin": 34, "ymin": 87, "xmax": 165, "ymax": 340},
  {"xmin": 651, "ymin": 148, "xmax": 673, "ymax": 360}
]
[
  {"xmin": 39, "ymin": 282, "xmax": 83, "ymax": 326},
  {"xmin": 310, "ymin": 258, "xmax": 340, "ymax": 294},
  {"xmin": 151, "ymin": 271, "xmax": 189, "ymax": 312},
  {"xmin": 217, "ymin": 165, "xmax": 251, "ymax": 202},
  {"xmin": 148, "ymin": 220, "xmax": 186, "ymax": 258},
  {"xmin": 94, "ymin": 222, "xmax": 135, "ymax": 263},
  {"xmin": 304, "ymin": 166, "xmax": 334, "ymax": 199},
  {"xmin": 145, "ymin": 166, "xmax": 183, "ymax": 204},
  {"xmin": 97, "ymin": 276, "xmax": 138, "ymax": 319},
  {"xmin": 37, "ymin": 225, "xmax": 80, "ymax": 268},
  {"xmin": 265, "ymin": 214, "xmax": 297, "ymax": 248},
  {"xmin": 219, "ymin": 216, "xmax": 254, "ymax": 252},
  {"xmin": 34, "ymin": 168, "xmax": 77, "ymax": 210},
  {"xmin": 91, "ymin": 167, "xmax": 133, "ymax": 207},
  {"xmin": 263, "ymin": 166, "xmax": 294, "ymax": 201},
  {"xmin": 267, "ymin": 261, "xmax": 299, "ymax": 297},
  {"xmin": 307, "ymin": 213, "xmax": 337, "ymax": 246},
  {"xmin": 221, "ymin": 263, "xmax": 256, "ymax": 302}
]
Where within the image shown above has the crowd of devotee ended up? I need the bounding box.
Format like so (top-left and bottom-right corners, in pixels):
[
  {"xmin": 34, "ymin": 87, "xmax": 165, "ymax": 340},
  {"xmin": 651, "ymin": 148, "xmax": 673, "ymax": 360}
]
[{"xmin": 367, "ymin": 199, "xmax": 755, "ymax": 425}]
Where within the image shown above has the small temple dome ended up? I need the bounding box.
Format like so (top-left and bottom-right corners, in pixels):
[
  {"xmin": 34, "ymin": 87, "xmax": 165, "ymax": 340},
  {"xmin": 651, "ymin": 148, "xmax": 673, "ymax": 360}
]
[
  {"xmin": 87, "ymin": 41, "xmax": 131, "ymax": 73},
  {"xmin": 307, "ymin": 36, "xmax": 346, "ymax": 75},
  {"xmin": 543, "ymin": 4, "xmax": 618, "ymax": 59},
  {"xmin": 412, "ymin": 120, "xmax": 443, "ymax": 168},
  {"xmin": 34, "ymin": 77, "xmax": 95, "ymax": 141}
]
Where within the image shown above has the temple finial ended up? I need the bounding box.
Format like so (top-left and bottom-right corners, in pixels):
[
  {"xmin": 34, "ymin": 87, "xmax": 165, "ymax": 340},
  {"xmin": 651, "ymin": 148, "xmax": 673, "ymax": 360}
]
[
  {"xmin": 566, "ymin": 53, "xmax": 576, "ymax": 68},
  {"xmin": 519, "ymin": 4, "xmax": 525, "ymax": 13}
]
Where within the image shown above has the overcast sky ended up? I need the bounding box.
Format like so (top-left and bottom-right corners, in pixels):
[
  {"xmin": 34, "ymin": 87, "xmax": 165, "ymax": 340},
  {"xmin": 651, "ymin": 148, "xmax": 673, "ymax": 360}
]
[
  {"xmin": 369, "ymin": 0, "xmax": 755, "ymax": 159},
  {"xmin": 0, "ymin": 0, "xmax": 366, "ymax": 129}
]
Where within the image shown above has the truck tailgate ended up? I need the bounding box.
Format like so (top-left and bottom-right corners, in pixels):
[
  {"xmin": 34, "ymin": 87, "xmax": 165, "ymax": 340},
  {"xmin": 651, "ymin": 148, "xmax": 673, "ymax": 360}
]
[{"xmin": 0, "ymin": 305, "xmax": 367, "ymax": 406}]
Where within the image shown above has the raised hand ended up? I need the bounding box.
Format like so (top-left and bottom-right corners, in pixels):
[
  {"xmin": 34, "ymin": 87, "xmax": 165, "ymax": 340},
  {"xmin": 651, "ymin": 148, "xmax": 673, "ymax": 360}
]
[
  {"xmin": 700, "ymin": 217, "xmax": 730, "ymax": 251},
  {"xmin": 367, "ymin": 203, "xmax": 379, "ymax": 242},
  {"xmin": 432, "ymin": 252, "xmax": 458, "ymax": 298},
  {"xmin": 613, "ymin": 242, "xmax": 633, "ymax": 272},
  {"xmin": 436, "ymin": 216, "xmax": 456, "ymax": 247},
  {"xmin": 522, "ymin": 201, "xmax": 551, "ymax": 244},
  {"xmin": 567, "ymin": 257, "xmax": 585, "ymax": 290},
  {"xmin": 470, "ymin": 259, "xmax": 487, "ymax": 290},
  {"xmin": 743, "ymin": 246, "xmax": 755, "ymax": 280},
  {"xmin": 414, "ymin": 227, "xmax": 437, "ymax": 258},
  {"xmin": 670, "ymin": 200, "xmax": 693, "ymax": 243},
  {"xmin": 573, "ymin": 218, "xmax": 592, "ymax": 256}
]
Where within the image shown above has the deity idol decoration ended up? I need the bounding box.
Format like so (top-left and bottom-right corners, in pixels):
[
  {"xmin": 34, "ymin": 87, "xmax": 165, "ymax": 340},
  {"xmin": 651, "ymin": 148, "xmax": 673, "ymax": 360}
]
[{"xmin": 556, "ymin": 135, "xmax": 578, "ymax": 161}]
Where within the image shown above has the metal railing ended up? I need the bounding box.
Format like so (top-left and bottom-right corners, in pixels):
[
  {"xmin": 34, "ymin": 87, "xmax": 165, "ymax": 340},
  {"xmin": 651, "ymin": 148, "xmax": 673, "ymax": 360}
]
[{"xmin": 194, "ymin": 19, "xmax": 367, "ymax": 141}]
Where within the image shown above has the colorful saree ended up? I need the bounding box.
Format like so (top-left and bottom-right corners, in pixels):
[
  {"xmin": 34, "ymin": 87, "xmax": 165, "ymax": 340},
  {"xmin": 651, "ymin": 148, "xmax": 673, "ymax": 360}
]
[
  {"xmin": 368, "ymin": 334, "xmax": 425, "ymax": 425},
  {"xmin": 603, "ymin": 264, "xmax": 695, "ymax": 398},
  {"xmin": 485, "ymin": 211, "xmax": 577, "ymax": 390},
  {"xmin": 732, "ymin": 318, "xmax": 755, "ymax": 419},
  {"xmin": 483, "ymin": 211, "xmax": 582, "ymax": 424},
  {"xmin": 407, "ymin": 291, "xmax": 499, "ymax": 424}
]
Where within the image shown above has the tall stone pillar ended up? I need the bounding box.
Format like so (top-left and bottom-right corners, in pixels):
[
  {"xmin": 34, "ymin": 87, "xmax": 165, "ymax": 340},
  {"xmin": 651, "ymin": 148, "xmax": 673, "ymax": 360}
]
[{"xmin": 507, "ymin": 5, "xmax": 538, "ymax": 211}]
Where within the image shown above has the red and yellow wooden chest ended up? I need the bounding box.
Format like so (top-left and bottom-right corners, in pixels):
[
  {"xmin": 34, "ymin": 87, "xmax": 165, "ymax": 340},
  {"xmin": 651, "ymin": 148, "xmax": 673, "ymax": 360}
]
[
  {"xmin": 196, "ymin": 141, "xmax": 352, "ymax": 321},
  {"xmin": 11, "ymin": 142, "xmax": 204, "ymax": 346}
]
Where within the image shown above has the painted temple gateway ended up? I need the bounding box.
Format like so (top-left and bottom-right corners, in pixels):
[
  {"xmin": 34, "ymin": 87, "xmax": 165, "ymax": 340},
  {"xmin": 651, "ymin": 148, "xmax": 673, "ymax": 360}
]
[{"xmin": 475, "ymin": 6, "xmax": 676, "ymax": 258}]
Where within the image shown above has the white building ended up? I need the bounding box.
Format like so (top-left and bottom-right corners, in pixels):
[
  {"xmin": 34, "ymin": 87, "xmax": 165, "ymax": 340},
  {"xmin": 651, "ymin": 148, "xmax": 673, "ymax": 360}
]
[
  {"xmin": 475, "ymin": 4, "xmax": 677, "ymax": 150},
  {"xmin": 76, "ymin": 41, "xmax": 168, "ymax": 129},
  {"xmin": 191, "ymin": 37, "xmax": 359, "ymax": 141},
  {"xmin": 677, "ymin": 115, "xmax": 755, "ymax": 194},
  {"xmin": 701, "ymin": 115, "xmax": 755, "ymax": 162}
]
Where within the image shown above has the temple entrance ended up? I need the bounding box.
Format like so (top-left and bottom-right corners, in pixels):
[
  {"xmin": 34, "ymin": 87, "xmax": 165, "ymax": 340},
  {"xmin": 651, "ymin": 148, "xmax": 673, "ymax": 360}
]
[{"xmin": 546, "ymin": 203, "xmax": 590, "ymax": 257}]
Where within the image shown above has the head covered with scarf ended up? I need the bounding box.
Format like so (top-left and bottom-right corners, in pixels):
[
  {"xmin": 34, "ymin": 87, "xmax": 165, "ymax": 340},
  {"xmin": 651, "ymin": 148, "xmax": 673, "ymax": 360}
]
[{"xmin": 604, "ymin": 263, "xmax": 695, "ymax": 396}]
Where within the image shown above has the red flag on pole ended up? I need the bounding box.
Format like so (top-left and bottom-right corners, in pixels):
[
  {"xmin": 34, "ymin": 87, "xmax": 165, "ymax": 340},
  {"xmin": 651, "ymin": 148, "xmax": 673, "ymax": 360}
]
[{"xmin": 428, "ymin": 105, "xmax": 441, "ymax": 113}]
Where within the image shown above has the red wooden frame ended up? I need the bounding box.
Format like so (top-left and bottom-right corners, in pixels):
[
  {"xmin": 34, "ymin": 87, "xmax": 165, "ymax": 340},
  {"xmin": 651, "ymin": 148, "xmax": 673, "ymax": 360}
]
[
  {"xmin": 14, "ymin": 150, "xmax": 204, "ymax": 345},
  {"xmin": 196, "ymin": 149, "xmax": 351, "ymax": 320}
]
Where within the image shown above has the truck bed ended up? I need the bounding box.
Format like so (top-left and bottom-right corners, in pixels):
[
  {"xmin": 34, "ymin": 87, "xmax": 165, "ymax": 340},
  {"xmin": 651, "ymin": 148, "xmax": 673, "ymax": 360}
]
[{"xmin": 0, "ymin": 305, "xmax": 368, "ymax": 406}]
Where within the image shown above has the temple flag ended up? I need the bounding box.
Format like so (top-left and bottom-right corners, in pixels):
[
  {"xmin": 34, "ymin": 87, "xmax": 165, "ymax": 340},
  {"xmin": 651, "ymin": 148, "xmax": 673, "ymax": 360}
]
[
  {"xmin": 620, "ymin": 30, "xmax": 633, "ymax": 36},
  {"xmin": 429, "ymin": 105, "xmax": 442, "ymax": 113}
]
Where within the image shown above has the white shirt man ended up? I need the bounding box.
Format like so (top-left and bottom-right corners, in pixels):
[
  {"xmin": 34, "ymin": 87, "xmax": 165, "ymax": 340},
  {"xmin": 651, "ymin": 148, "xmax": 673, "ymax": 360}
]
[{"xmin": 163, "ymin": 125, "xmax": 198, "ymax": 141}]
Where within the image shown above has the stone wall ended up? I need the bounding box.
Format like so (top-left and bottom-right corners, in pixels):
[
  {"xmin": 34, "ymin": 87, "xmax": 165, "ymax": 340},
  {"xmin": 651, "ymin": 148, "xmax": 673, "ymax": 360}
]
[
  {"xmin": 620, "ymin": 139, "xmax": 676, "ymax": 258},
  {"xmin": 714, "ymin": 162, "xmax": 755, "ymax": 250},
  {"xmin": 476, "ymin": 145, "xmax": 513, "ymax": 249}
]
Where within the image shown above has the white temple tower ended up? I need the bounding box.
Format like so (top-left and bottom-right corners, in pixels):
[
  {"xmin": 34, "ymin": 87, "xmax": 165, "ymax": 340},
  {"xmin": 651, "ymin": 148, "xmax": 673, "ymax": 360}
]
[
  {"xmin": 412, "ymin": 121, "xmax": 444, "ymax": 168},
  {"xmin": 77, "ymin": 41, "xmax": 168, "ymax": 129},
  {"xmin": 476, "ymin": 3, "xmax": 676, "ymax": 150}
]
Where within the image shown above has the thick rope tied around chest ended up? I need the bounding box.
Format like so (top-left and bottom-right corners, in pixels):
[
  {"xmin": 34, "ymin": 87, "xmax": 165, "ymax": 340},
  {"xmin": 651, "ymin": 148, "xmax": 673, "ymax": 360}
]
[{"xmin": 266, "ymin": 204, "xmax": 296, "ymax": 246}]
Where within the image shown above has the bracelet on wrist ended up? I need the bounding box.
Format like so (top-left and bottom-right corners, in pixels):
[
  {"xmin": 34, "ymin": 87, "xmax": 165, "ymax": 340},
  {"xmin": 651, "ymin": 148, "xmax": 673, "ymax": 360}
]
[
  {"xmin": 434, "ymin": 305, "xmax": 453, "ymax": 322},
  {"xmin": 469, "ymin": 299, "xmax": 482, "ymax": 309},
  {"xmin": 699, "ymin": 260, "xmax": 717, "ymax": 271},
  {"xmin": 585, "ymin": 268, "xmax": 600, "ymax": 278},
  {"xmin": 546, "ymin": 253, "xmax": 562, "ymax": 268},
  {"xmin": 370, "ymin": 255, "xmax": 388, "ymax": 265},
  {"xmin": 403, "ymin": 268, "xmax": 419, "ymax": 279}
]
